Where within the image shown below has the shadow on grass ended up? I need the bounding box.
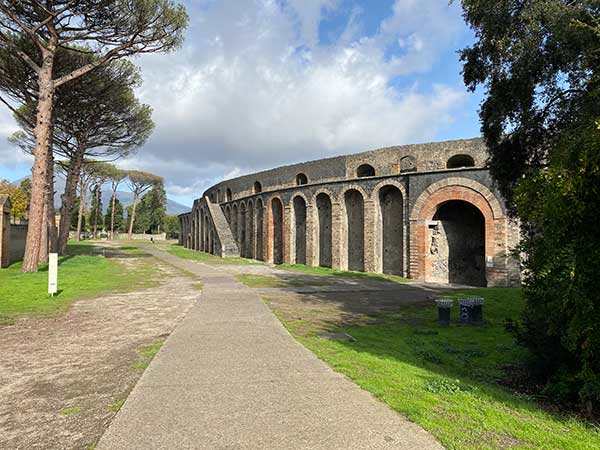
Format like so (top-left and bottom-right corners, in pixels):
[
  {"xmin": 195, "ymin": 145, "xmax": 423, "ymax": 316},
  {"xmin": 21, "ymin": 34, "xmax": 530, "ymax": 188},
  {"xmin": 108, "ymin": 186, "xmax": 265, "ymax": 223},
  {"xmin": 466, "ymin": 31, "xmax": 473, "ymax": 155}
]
[{"xmin": 267, "ymin": 286, "xmax": 600, "ymax": 448}]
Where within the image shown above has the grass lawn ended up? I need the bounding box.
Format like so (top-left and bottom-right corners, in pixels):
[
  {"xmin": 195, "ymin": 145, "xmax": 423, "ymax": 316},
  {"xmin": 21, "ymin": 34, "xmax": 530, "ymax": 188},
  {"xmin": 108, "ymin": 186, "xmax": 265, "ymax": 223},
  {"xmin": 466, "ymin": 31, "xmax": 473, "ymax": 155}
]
[
  {"xmin": 267, "ymin": 288, "xmax": 600, "ymax": 450},
  {"xmin": 166, "ymin": 244, "xmax": 265, "ymax": 265},
  {"xmin": 279, "ymin": 264, "xmax": 410, "ymax": 284},
  {"xmin": 0, "ymin": 242, "xmax": 156, "ymax": 323}
]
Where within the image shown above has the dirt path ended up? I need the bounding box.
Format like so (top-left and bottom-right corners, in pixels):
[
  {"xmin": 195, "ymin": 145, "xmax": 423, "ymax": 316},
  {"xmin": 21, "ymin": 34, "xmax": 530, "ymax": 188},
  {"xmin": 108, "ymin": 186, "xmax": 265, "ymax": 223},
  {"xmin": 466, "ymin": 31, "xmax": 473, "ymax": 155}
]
[{"xmin": 0, "ymin": 247, "xmax": 198, "ymax": 450}]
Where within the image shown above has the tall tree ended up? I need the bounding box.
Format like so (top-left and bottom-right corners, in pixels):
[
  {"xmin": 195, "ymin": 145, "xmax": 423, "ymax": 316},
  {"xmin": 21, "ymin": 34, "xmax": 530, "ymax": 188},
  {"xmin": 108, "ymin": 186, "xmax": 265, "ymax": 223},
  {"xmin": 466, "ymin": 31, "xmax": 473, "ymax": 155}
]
[
  {"xmin": 87, "ymin": 162, "xmax": 113, "ymax": 238},
  {"xmin": 107, "ymin": 167, "xmax": 127, "ymax": 239},
  {"xmin": 74, "ymin": 160, "xmax": 100, "ymax": 241},
  {"xmin": 105, "ymin": 198, "xmax": 124, "ymax": 235},
  {"xmin": 135, "ymin": 183, "xmax": 167, "ymax": 234},
  {"xmin": 0, "ymin": 1, "xmax": 187, "ymax": 272},
  {"xmin": 8, "ymin": 53, "xmax": 154, "ymax": 255},
  {"xmin": 459, "ymin": 1, "xmax": 600, "ymax": 410},
  {"xmin": 126, "ymin": 170, "xmax": 162, "ymax": 239}
]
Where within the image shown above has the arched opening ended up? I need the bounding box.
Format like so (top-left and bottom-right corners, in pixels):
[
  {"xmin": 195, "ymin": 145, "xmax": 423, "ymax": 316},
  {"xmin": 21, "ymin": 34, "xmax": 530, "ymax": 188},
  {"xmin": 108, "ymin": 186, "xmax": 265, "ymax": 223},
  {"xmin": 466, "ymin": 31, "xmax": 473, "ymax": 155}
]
[
  {"xmin": 429, "ymin": 200, "xmax": 486, "ymax": 286},
  {"xmin": 225, "ymin": 205, "xmax": 231, "ymax": 225},
  {"xmin": 239, "ymin": 203, "xmax": 247, "ymax": 257},
  {"xmin": 400, "ymin": 155, "xmax": 417, "ymax": 173},
  {"xmin": 231, "ymin": 204, "xmax": 239, "ymax": 246},
  {"xmin": 247, "ymin": 201, "xmax": 255, "ymax": 259},
  {"xmin": 256, "ymin": 199, "xmax": 264, "ymax": 261},
  {"xmin": 199, "ymin": 208, "xmax": 204, "ymax": 251},
  {"xmin": 203, "ymin": 215, "xmax": 209, "ymax": 252},
  {"xmin": 271, "ymin": 198, "xmax": 284, "ymax": 264},
  {"xmin": 296, "ymin": 173, "xmax": 308, "ymax": 186},
  {"xmin": 209, "ymin": 229, "xmax": 214, "ymax": 255},
  {"xmin": 357, "ymin": 164, "xmax": 375, "ymax": 178},
  {"xmin": 345, "ymin": 189, "xmax": 364, "ymax": 271},
  {"xmin": 216, "ymin": 190, "xmax": 221, "ymax": 203},
  {"xmin": 316, "ymin": 193, "xmax": 332, "ymax": 268},
  {"xmin": 226, "ymin": 188, "xmax": 232, "ymax": 202},
  {"xmin": 253, "ymin": 181, "xmax": 262, "ymax": 194},
  {"xmin": 379, "ymin": 186, "xmax": 404, "ymax": 275},
  {"xmin": 447, "ymin": 154, "xmax": 475, "ymax": 169},
  {"xmin": 293, "ymin": 196, "xmax": 307, "ymax": 264}
]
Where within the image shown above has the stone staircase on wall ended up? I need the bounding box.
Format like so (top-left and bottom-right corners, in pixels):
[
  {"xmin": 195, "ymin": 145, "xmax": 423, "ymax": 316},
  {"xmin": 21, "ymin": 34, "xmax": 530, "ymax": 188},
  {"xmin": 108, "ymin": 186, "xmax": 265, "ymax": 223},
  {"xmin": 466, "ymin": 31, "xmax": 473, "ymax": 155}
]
[{"xmin": 205, "ymin": 198, "xmax": 240, "ymax": 258}]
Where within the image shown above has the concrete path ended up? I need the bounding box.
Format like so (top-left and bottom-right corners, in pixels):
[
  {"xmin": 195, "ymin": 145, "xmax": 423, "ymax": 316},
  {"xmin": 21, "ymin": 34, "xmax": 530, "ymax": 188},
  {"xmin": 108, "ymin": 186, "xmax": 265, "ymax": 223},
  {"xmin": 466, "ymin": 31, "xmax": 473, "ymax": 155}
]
[{"xmin": 97, "ymin": 248, "xmax": 444, "ymax": 450}]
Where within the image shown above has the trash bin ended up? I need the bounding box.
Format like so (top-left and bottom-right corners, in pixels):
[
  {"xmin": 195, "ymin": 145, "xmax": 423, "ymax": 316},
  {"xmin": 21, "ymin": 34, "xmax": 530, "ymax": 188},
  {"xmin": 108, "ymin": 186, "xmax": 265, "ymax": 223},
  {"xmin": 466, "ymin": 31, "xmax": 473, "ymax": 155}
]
[
  {"xmin": 435, "ymin": 299, "xmax": 453, "ymax": 326},
  {"xmin": 459, "ymin": 298, "xmax": 474, "ymax": 324}
]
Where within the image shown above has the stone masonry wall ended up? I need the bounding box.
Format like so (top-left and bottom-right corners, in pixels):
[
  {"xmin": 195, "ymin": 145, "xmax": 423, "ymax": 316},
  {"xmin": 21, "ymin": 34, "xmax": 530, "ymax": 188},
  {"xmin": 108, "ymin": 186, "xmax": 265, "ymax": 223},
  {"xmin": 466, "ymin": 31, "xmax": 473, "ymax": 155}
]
[{"xmin": 179, "ymin": 138, "xmax": 521, "ymax": 287}]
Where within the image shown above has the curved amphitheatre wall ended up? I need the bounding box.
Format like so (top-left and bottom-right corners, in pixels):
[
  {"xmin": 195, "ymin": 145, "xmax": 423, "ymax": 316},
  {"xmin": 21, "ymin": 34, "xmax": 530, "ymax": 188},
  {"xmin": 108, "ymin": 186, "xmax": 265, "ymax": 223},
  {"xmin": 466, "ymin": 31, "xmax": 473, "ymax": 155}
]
[{"xmin": 179, "ymin": 138, "xmax": 521, "ymax": 287}]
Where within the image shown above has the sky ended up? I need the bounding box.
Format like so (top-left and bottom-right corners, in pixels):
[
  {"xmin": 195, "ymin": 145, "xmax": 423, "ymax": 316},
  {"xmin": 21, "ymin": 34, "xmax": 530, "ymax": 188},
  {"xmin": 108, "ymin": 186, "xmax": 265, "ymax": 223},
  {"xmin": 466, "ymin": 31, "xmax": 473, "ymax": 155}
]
[{"xmin": 0, "ymin": 0, "xmax": 483, "ymax": 208}]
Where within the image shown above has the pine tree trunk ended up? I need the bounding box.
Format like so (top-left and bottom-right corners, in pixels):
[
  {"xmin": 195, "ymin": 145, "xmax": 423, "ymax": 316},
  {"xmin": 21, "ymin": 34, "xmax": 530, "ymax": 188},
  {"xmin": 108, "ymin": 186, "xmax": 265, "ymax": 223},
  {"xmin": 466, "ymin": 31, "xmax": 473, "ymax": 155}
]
[
  {"xmin": 22, "ymin": 48, "xmax": 56, "ymax": 272},
  {"xmin": 76, "ymin": 188, "xmax": 86, "ymax": 241},
  {"xmin": 110, "ymin": 190, "xmax": 117, "ymax": 239},
  {"xmin": 46, "ymin": 150, "xmax": 58, "ymax": 254},
  {"xmin": 128, "ymin": 192, "xmax": 139, "ymax": 240},
  {"xmin": 93, "ymin": 185, "xmax": 100, "ymax": 238},
  {"xmin": 57, "ymin": 150, "xmax": 84, "ymax": 254},
  {"xmin": 39, "ymin": 201, "xmax": 49, "ymax": 265}
]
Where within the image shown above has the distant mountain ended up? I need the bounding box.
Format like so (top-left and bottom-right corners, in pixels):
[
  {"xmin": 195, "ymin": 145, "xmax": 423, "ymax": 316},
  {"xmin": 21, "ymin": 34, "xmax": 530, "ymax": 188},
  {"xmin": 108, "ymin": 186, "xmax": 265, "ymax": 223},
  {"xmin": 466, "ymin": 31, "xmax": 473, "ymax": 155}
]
[{"xmin": 13, "ymin": 176, "xmax": 191, "ymax": 216}]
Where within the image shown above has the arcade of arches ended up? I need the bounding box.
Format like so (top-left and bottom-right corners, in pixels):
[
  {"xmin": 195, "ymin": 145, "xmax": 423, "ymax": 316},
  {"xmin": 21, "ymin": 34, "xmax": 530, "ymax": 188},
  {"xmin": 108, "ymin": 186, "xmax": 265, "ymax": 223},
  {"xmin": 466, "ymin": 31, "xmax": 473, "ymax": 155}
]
[{"xmin": 180, "ymin": 179, "xmax": 520, "ymax": 287}]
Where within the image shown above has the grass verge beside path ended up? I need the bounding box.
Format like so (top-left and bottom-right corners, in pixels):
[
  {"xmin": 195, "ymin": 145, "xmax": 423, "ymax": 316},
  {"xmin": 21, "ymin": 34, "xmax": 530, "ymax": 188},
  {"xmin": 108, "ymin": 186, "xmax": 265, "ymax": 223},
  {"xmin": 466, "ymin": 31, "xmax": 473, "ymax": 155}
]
[
  {"xmin": 235, "ymin": 274, "xmax": 330, "ymax": 288},
  {"xmin": 279, "ymin": 264, "xmax": 410, "ymax": 284},
  {"xmin": 267, "ymin": 287, "xmax": 600, "ymax": 450},
  {"xmin": 0, "ymin": 242, "xmax": 156, "ymax": 323}
]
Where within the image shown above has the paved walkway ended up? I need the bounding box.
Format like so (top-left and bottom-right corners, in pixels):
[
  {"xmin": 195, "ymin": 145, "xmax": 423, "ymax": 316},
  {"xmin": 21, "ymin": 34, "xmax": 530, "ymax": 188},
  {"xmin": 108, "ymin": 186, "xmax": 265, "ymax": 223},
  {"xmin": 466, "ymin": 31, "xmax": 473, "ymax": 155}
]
[{"xmin": 97, "ymin": 248, "xmax": 444, "ymax": 450}]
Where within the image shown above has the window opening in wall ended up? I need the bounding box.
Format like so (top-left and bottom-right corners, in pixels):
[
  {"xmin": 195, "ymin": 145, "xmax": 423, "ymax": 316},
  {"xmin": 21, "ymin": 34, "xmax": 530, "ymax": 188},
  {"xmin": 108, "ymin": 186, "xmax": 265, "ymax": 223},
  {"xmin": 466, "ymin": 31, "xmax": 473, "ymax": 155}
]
[
  {"xmin": 253, "ymin": 181, "xmax": 262, "ymax": 193},
  {"xmin": 357, "ymin": 164, "xmax": 375, "ymax": 178},
  {"xmin": 296, "ymin": 173, "xmax": 308, "ymax": 185},
  {"xmin": 447, "ymin": 154, "xmax": 475, "ymax": 169}
]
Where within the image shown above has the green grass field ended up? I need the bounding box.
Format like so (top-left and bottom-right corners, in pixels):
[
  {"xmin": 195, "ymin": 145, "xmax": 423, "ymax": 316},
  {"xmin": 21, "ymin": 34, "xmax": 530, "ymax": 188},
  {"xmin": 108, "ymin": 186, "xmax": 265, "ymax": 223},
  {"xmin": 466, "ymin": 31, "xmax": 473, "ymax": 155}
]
[
  {"xmin": 0, "ymin": 243, "xmax": 155, "ymax": 323},
  {"xmin": 272, "ymin": 288, "xmax": 600, "ymax": 450}
]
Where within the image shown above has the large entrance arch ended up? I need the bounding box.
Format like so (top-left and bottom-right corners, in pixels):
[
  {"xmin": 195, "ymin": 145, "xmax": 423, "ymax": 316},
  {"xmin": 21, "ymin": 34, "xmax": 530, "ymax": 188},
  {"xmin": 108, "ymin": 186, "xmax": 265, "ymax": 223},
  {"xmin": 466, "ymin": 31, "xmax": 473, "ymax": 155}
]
[
  {"xmin": 410, "ymin": 179, "xmax": 505, "ymax": 287},
  {"xmin": 256, "ymin": 198, "xmax": 264, "ymax": 261},
  {"xmin": 431, "ymin": 200, "xmax": 486, "ymax": 286}
]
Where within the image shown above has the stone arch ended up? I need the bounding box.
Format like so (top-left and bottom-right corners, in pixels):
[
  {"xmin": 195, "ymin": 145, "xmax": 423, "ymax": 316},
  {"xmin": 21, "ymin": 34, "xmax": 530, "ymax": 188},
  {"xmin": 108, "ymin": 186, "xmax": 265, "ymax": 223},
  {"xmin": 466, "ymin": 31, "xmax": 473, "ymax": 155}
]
[
  {"xmin": 296, "ymin": 173, "xmax": 308, "ymax": 185},
  {"xmin": 447, "ymin": 154, "xmax": 475, "ymax": 169},
  {"xmin": 199, "ymin": 207, "xmax": 205, "ymax": 251},
  {"xmin": 357, "ymin": 164, "xmax": 375, "ymax": 178},
  {"xmin": 224, "ymin": 205, "xmax": 231, "ymax": 225},
  {"xmin": 255, "ymin": 197, "xmax": 265, "ymax": 261},
  {"xmin": 315, "ymin": 192, "xmax": 333, "ymax": 268},
  {"xmin": 203, "ymin": 214, "xmax": 209, "ymax": 252},
  {"xmin": 216, "ymin": 189, "xmax": 222, "ymax": 203},
  {"xmin": 246, "ymin": 200, "xmax": 255, "ymax": 259},
  {"xmin": 253, "ymin": 181, "xmax": 262, "ymax": 194},
  {"xmin": 411, "ymin": 178, "xmax": 504, "ymax": 221},
  {"xmin": 270, "ymin": 197, "xmax": 284, "ymax": 264},
  {"xmin": 410, "ymin": 178, "xmax": 505, "ymax": 286},
  {"xmin": 401, "ymin": 155, "xmax": 417, "ymax": 173},
  {"xmin": 292, "ymin": 195, "xmax": 307, "ymax": 264},
  {"xmin": 344, "ymin": 189, "xmax": 365, "ymax": 271},
  {"xmin": 239, "ymin": 202, "xmax": 247, "ymax": 257},
  {"xmin": 378, "ymin": 185, "xmax": 405, "ymax": 276},
  {"xmin": 226, "ymin": 188, "xmax": 232, "ymax": 202},
  {"xmin": 231, "ymin": 204, "xmax": 239, "ymax": 246}
]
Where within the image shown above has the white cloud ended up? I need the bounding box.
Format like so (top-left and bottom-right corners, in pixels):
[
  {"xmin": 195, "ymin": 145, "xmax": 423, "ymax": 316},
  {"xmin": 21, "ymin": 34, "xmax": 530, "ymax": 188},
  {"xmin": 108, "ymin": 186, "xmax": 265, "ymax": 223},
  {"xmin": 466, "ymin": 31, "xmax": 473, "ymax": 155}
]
[{"xmin": 0, "ymin": 0, "xmax": 473, "ymax": 203}]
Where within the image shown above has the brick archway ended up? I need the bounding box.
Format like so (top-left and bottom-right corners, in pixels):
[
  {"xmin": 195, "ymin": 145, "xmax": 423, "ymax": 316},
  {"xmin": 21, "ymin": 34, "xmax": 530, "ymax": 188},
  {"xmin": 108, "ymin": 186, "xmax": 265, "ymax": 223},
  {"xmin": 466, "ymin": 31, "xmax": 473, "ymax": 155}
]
[{"xmin": 410, "ymin": 181, "xmax": 504, "ymax": 285}]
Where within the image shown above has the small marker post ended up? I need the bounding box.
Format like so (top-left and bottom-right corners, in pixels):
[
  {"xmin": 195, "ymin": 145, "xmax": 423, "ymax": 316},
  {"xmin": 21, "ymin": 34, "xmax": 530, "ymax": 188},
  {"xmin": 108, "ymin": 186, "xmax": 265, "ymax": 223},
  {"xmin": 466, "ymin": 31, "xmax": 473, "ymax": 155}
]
[{"xmin": 48, "ymin": 253, "xmax": 58, "ymax": 297}]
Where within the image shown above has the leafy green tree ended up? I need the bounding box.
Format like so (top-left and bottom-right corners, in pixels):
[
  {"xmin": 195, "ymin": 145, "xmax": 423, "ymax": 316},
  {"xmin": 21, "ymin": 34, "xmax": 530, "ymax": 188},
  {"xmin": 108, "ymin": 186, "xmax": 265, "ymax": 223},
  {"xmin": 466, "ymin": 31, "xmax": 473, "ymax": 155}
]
[
  {"xmin": 459, "ymin": 1, "xmax": 600, "ymax": 410},
  {"xmin": 0, "ymin": 179, "xmax": 28, "ymax": 221},
  {"xmin": 0, "ymin": 0, "xmax": 188, "ymax": 272},
  {"xmin": 136, "ymin": 184, "xmax": 167, "ymax": 234},
  {"xmin": 89, "ymin": 185, "xmax": 104, "ymax": 237},
  {"xmin": 163, "ymin": 215, "xmax": 180, "ymax": 239},
  {"xmin": 126, "ymin": 171, "xmax": 163, "ymax": 238},
  {"xmin": 105, "ymin": 198, "xmax": 124, "ymax": 234}
]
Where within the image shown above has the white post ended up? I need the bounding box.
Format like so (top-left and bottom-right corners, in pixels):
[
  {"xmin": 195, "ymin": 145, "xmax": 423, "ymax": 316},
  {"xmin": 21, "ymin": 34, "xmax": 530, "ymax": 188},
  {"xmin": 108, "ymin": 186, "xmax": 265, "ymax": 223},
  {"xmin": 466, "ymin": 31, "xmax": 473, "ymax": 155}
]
[{"xmin": 48, "ymin": 253, "xmax": 58, "ymax": 296}]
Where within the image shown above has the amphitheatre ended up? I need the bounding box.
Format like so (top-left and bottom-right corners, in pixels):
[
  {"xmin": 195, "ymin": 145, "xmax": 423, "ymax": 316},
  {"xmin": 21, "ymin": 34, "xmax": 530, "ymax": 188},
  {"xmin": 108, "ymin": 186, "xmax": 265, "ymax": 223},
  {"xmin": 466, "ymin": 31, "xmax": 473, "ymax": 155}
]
[{"xmin": 179, "ymin": 137, "xmax": 521, "ymax": 288}]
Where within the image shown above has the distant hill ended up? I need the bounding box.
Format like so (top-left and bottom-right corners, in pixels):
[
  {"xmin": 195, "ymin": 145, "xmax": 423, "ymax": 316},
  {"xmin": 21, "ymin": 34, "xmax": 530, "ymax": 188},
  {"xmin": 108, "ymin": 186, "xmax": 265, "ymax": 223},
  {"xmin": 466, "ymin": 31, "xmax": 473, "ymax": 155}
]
[{"xmin": 13, "ymin": 176, "xmax": 191, "ymax": 216}]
